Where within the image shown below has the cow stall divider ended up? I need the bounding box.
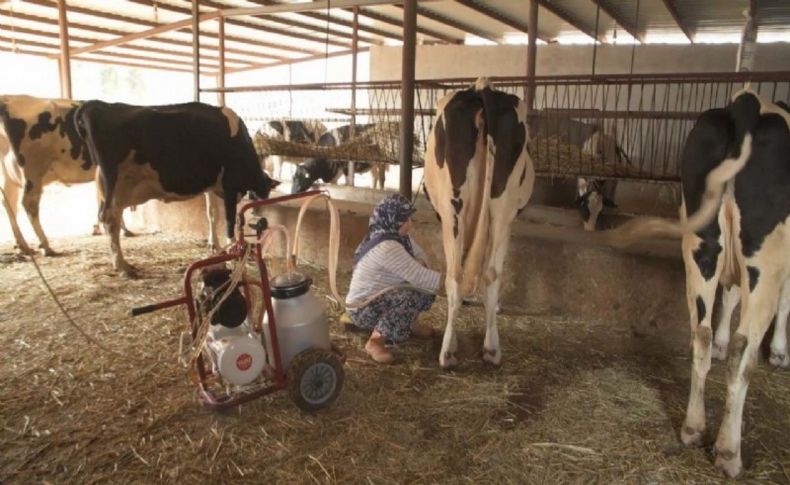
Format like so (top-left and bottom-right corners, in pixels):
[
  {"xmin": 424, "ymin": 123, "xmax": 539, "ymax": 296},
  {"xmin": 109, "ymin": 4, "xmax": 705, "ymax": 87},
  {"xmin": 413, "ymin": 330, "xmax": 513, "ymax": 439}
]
[
  {"xmin": 206, "ymin": 71, "xmax": 790, "ymax": 187},
  {"xmin": 127, "ymin": 190, "xmax": 430, "ymax": 411}
]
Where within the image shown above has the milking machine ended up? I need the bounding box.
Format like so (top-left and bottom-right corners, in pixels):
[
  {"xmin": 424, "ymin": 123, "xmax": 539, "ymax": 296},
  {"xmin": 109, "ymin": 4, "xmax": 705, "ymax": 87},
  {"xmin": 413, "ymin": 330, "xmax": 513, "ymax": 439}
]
[{"xmin": 130, "ymin": 190, "xmax": 345, "ymax": 411}]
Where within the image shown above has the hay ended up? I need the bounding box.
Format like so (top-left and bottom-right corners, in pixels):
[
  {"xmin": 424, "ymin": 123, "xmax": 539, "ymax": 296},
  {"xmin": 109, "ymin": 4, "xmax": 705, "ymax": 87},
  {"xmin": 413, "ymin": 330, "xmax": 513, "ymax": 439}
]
[
  {"xmin": 254, "ymin": 122, "xmax": 423, "ymax": 166},
  {"xmin": 529, "ymin": 135, "xmax": 636, "ymax": 178},
  {"xmin": 2, "ymin": 233, "xmax": 789, "ymax": 483}
]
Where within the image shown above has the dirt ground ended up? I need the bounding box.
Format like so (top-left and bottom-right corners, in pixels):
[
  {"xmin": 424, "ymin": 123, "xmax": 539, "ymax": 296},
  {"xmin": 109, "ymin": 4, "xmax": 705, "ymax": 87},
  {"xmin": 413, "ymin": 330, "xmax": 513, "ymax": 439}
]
[{"xmin": 1, "ymin": 233, "xmax": 789, "ymax": 484}]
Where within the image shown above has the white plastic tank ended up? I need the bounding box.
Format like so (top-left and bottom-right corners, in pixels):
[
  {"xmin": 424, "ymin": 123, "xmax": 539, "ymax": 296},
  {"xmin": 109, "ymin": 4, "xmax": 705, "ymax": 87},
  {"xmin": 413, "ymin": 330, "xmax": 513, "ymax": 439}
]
[{"xmin": 263, "ymin": 272, "xmax": 330, "ymax": 371}]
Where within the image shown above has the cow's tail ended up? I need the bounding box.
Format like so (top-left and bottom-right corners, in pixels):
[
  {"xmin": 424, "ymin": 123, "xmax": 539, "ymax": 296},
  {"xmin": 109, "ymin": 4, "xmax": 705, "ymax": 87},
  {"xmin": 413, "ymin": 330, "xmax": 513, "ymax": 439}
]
[
  {"xmin": 459, "ymin": 78, "xmax": 495, "ymax": 296},
  {"xmin": 601, "ymin": 132, "xmax": 752, "ymax": 247}
]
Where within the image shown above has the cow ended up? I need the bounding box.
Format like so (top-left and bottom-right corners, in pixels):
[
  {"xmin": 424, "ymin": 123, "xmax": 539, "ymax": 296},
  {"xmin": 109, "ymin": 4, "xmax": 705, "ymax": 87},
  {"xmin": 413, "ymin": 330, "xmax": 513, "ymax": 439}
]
[
  {"xmin": 290, "ymin": 123, "xmax": 387, "ymax": 193},
  {"xmin": 75, "ymin": 100, "xmax": 279, "ymax": 277},
  {"xmin": 532, "ymin": 115, "xmax": 629, "ymax": 230},
  {"xmin": 602, "ymin": 89, "xmax": 790, "ymax": 477},
  {"xmin": 424, "ymin": 78, "xmax": 534, "ymax": 369},
  {"xmin": 258, "ymin": 119, "xmax": 327, "ymax": 179},
  {"xmin": 0, "ymin": 95, "xmax": 135, "ymax": 256}
]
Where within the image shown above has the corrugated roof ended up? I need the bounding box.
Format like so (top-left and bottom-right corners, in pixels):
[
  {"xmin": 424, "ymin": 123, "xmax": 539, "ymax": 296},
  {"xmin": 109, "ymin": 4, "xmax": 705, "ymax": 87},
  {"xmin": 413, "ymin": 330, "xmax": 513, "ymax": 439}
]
[{"xmin": 0, "ymin": 0, "xmax": 787, "ymax": 74}]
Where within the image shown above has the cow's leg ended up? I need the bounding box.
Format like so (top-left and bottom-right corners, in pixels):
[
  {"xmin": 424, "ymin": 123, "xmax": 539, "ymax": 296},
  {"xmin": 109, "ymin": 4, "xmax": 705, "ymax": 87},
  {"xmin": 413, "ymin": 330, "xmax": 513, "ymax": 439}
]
[
  {"xmin": 680, "ymin": 233, "xmax": 722, "ymax": 447},
  {"xmin": 107, "ymin": 205, "xmax": 137, "ymax": 278},
  {"xmin": 1, "ymin": 180, "xmax": 34, "ymax": 254},
  {"xmin": 120, "ymin": 209, "xmax": 135, "ymax": 237},
  {"xmin": 713, "ymin": 285, "xmax": 740, "ymax": 361},
  {"xmin": 714, "ymin": 270, "xmax": 780, "ymax": 478},
  {"xmin": 205, "ymin": 192, "xmax": 221, "ymax": 251},
  {"xmin": 769, "ymin": 281, "xmax": 790, "ymax": 368},
  {"xmin": 20, "ymin": 181, "xmax": 55, "ymax": 256},
  {"xmin": 481, "ymin": 244, "xmax": 510, "ymax": 366},
  {"xmin": 439, "ymin": 222, "xmax": 463, "ymax": 369}
]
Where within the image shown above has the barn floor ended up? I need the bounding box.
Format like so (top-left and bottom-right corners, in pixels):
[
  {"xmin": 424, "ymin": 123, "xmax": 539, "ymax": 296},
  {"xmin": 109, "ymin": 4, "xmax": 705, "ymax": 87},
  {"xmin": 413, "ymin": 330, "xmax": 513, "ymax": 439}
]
[{"xmin": 1, "ymin": 233, "xmax": 789, "ymax": 484}]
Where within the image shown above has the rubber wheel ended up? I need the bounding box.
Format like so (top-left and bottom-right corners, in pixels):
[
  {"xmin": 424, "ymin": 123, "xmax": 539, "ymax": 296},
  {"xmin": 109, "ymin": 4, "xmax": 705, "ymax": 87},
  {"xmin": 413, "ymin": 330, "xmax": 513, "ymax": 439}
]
[{"xmin": 287, "ymin": 348, "xmax": 345, "ymax": 412}]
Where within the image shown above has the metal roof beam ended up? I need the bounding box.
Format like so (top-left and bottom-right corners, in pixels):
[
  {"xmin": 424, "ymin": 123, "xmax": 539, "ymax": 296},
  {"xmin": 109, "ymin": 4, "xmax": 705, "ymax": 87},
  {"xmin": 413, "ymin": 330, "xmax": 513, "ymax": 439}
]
[
  {"xmin": 242, "ymin": 0, "xmax": 396, "ymax": 43},
  {"xmin": 535, "ymin": 0, "xmax": 603, "ymax": 43},
  {"xmin": 661, "ymin": 0, "xmax": 694, "ymax": 43},
  {"xmin": 591, "ymin": 0, "xmax": 643, "ymax": 43},
  {"xmin": 2, "ymin": 24, "xmax": 256, "ymax": 67},
  {"xmin": 0, "ymin": 35, "xmax": 217, "ymax": 73},
  {"xmin": 454, "ymin": 0, "xmax": 551, "ymax": 43},
  {"xmin": 222, "ymin": 47, "xmax": 371, "ymax": 75},
  {"xmin": 129, "ymin": 0, "xmax": 377, "ymax": 48},
  {"xmin": 345, "ymin": 7, "xmax": 463, "ymax": 44},
  {"xmin": 395, "ymin": 4, "xmax": 500, "ymax": 44},
  {"xmin": 0, "ymin": 8, "xmax": 308, "ymax": 59},
  {"xmin": 48, "ymin": 12, "xmax": 220, "ymax": 58}
]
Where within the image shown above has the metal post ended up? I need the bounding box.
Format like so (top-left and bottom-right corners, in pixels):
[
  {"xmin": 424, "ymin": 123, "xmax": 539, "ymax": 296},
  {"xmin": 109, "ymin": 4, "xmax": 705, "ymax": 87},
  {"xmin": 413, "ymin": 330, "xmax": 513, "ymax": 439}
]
[
  {"xmin": 399, "ymin": 0, "xmax": 417, "ymax": 200},
  {"xmin": 56, "ymin": 0, "xmax": 72, "ymax": 99},
  {"xmin": 591, "ymin": 1, "xmax": 600, "ymax": 76},
  {"xmin": 217, "ymin": 16, "xmax": 225, "ymax": 107},
  {"xmin": 525, "ymin": 0, "xmax": 538, "ymax": 113},
  {"xmin": 192, "ymin": 0, "xmax": 200, "ymax": 102},
  {"xmin": 347, "ymin": 7, "xmax": 359, "ymax": 187}
]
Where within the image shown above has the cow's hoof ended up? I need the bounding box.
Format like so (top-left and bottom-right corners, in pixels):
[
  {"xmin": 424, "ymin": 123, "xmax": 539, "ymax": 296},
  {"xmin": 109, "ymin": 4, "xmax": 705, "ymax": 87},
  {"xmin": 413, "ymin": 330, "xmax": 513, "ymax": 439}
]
[
  {"xmin": 769, "ymin": 350, "xmax": 790, "ymax": 369},
  {"xmin": 122, "ymin": 230, "xmax": 136, "ymax": 238},
  {"xmin": 91, "ymin": 225, "xmax": 102, "ymax": 236},
  {"xmin": 680, "ymin": 425, "xmax": 704, "ymax": 447},
  {"xmin": 482, "ymin": 347, "xmax": 502, "ymax": 366},
  {"xmin": 714, "ymin": 449, "xmax": 742, "ymax": 478},
  {"xmin": 16, "ymin": 245, "xmax": 35, "ymax": 256},
  {"xmin": 40, "ymin": 247, "xmax": 57, "ymax": 257},
  {"xmin": 439, "ymin": 352, "xmax": 458, "ymax": 370},
  {"xmin": 119, "ymin": 265, "xmax": 139, "ymax": 279},
  {"xmin": 711, "ymin": 342, "xmax": 728, "ymax": 361}
]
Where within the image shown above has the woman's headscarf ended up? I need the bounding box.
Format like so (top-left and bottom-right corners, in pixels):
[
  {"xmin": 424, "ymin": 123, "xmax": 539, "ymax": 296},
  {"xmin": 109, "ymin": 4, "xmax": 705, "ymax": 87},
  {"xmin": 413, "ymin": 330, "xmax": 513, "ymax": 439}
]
[{"xmin": 353, "ymin": 194, "xmax": 416, "ymax": 266}]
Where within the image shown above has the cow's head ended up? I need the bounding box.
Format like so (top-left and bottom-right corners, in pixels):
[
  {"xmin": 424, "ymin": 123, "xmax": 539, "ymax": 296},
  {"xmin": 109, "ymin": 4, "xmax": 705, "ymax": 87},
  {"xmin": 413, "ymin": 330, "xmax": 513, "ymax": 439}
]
[
  {"xmin": 577, "ymin": 178, "xmax": 615, "ymax": 231},
  {"xmin": 291, "ymin": 161, "xmax": 321, "ymax": 194}
]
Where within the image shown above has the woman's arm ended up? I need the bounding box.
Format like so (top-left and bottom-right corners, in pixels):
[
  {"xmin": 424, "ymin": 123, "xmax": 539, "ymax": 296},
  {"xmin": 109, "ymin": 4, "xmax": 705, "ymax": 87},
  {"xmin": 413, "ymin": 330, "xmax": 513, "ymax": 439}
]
[{"xmin": 376, "ymin": 241, "xmax": 441, "ymax": 292}]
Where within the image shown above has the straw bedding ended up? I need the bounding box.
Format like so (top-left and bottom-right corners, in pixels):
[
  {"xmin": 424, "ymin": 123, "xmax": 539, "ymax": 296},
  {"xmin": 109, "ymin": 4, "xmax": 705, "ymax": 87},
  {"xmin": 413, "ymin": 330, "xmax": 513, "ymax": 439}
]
[{"xmin": 1, "ymin": 233, "xmax": 789, "ymax": 483}]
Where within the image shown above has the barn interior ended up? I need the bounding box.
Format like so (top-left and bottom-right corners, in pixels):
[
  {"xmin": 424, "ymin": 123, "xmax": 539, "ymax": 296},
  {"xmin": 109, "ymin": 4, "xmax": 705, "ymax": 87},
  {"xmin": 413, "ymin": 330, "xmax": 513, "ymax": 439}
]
[{"xmin": 1, "ymin": 0, "xmax": 790, "ymax": 482}]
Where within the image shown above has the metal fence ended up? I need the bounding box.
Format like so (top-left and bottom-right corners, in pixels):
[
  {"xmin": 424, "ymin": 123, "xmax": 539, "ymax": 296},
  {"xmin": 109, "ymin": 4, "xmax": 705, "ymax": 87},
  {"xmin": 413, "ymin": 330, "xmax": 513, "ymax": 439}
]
[{"xmin": 213, "ymin": 71, "xmax": 790, "ymax": 183}]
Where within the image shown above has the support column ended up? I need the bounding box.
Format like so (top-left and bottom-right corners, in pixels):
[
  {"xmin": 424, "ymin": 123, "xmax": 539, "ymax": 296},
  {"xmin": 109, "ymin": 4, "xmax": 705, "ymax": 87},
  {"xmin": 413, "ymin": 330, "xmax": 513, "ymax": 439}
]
[
  {"xmin": 525, "ymin": 0, "xmax": 538, "ymax": 113},
  {"xmin": 347, "ymin": 7, "xmax": 359, "ymax": 187},
  {"xmin": 192, "ymin": 0, "xmax": 200, "ymax": 102},
  {"xmin": 217, "ymin": 16, "xmax": 226, "ymax": 107},
  {"xmin": 399, "ymin": 0, "xmax": 417, "ymax": 200},
  {"xmin": 57, "ymin": 0, "xmax": 72, "ymax": 99}
]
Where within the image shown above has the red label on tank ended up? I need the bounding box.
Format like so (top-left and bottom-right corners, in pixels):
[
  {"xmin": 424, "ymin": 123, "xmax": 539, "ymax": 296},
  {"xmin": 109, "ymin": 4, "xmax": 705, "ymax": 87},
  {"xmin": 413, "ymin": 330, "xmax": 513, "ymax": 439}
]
[{"xmin": 236, "ymin": 353, "xmax": 253, "ymax": 371}]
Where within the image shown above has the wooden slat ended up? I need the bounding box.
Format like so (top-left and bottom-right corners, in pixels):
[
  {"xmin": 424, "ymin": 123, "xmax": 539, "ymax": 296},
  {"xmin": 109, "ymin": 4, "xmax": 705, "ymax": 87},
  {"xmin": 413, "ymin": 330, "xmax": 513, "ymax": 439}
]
[
  {"xmin": 56, "ymin": 0, "xmax": 71, "ymax": 99},
  {"xmin": 221, "ymin": 47, "xmax": 371, "ymax": 75}
]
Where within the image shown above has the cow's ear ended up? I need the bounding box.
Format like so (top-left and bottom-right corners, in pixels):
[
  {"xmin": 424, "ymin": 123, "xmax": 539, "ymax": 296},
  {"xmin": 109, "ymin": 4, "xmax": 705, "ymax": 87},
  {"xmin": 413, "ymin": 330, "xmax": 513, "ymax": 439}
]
[{"xmin": 603, "ymin": 197, "xmax": 617, "ymax": 208}]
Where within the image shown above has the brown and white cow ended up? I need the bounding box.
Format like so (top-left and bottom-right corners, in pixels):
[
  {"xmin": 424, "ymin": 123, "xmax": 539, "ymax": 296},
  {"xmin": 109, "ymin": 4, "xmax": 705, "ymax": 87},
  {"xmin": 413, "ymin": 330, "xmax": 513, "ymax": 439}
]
[
  {"xmin": 75, "ymin": 100, "xmax": 278, "ymax": 277},
  {"xmin": 0, "ymin": 95, "xmax": 136, "ymax": 255},
  {"xmin": 424, "ymin": 78, "xmax": 534, "ymax": 368},
  {"xmin": 603, "ymin": 89, "xmax": 790, "ymax": 477}
]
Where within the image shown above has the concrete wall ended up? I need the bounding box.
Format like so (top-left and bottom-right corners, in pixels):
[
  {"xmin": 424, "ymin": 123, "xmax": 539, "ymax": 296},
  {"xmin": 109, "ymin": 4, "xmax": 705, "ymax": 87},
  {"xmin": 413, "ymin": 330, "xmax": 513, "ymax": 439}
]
[{"xmin": 370, "ymin": 43, "xmax": 790, "ymax": 80}]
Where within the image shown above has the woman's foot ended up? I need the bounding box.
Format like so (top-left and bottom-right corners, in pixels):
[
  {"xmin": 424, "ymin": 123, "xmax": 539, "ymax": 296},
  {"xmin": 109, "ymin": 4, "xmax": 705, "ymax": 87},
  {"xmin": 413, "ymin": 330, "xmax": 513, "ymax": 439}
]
[
  {"xmin": 365, "ymin": 332, "xmax": 394, "ymax": 364},
  {"xmin": 411, "ymin": 321, "xmax": 435, "ymax": 339}
]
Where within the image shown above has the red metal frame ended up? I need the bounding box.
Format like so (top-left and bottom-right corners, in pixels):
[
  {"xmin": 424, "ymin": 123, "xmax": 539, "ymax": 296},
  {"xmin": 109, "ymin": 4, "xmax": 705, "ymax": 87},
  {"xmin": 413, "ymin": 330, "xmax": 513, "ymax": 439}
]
[{"xmin": 130, "ymin": 189, "xmax": 337, "ymax": 410}]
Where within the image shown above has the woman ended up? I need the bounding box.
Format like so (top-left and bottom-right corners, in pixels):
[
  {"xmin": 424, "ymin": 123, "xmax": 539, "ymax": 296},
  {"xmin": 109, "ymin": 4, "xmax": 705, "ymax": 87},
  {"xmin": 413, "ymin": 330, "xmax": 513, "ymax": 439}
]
[{"xmin": 346, "ymin": 194, "xmax": 441, "ymax": 364}]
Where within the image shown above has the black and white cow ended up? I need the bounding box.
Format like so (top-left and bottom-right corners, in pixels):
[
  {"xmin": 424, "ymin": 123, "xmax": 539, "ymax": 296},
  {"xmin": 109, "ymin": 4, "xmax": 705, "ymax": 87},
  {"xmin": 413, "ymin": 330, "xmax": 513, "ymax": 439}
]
[
  {"xmin": 0, "ymin": 95, "xmax": 135, "ymax": 256},
  {"xmin": 532, "ymin": 115, "xmax": 629, "ymax": 230},
  {"xmin": 260, "ymin": 119, "xmax": 327, "ymax": 179},
  {"xmin": 75, "ymin": 101, "xmax": 278, "ymax": 277},
  {"xmin": 425, "ymin": 78, "xmax": 534, "ymax": 369},
  {"xmin": 604, "ymin": 89, "xmax": 790, "ymax": 477},
  {"xmin": 290, "ymin": 123, "xmax": 387, "ymax": 193}
]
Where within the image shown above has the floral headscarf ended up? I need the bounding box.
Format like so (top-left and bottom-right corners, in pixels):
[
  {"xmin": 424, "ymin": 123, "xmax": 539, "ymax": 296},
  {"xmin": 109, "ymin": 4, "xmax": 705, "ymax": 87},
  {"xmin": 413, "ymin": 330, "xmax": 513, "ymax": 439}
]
[{"xmin": 353, "ymin": 194, "xmax": 416, "ymax": 266}]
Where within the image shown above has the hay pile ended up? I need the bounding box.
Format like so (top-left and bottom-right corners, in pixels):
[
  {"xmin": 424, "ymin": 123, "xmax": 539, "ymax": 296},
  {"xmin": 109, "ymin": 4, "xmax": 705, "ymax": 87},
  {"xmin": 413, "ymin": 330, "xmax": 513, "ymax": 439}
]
[
  {"xmin": 529, "ymin": 135, "xmax": 636, "ymax": 178},
  {"xmin": 1, "ymin": 234, "xmax": 789, "ymax": 483}
]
